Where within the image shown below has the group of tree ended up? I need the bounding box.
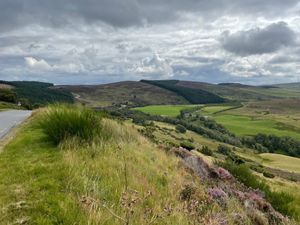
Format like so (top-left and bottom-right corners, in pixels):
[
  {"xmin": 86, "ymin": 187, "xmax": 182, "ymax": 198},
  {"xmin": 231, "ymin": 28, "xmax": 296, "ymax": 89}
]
[
  {"xmin": 0, "ymin": 81, "xmax": 74, "ymax": 109},
  {"xmin": 141, "ymin": 80, "xmax": 225, "ymax": 104},
  {"xmin": 242, "ymin": 134, "xmax": 300, "ymax": 157}
]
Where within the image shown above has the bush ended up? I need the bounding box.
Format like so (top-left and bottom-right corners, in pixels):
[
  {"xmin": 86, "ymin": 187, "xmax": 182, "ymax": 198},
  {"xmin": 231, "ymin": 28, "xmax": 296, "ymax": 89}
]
[
  {"xmin": 263, "ymin": 171, "xmax": 275, "ymax": 178},
  {"xmin": 217, "ymin": 145, "xmax": 232, "ymax": 155},
  {"xmin": 176, "ymin": 124, "xmax": 186, "ymax": 133},
  {"xmin": 227, "ymin": 153, "xmax": 245, "ymax": 165},
  {"xmin": 39, "ymin": 105, "xmax": 102, "ymax": 145},
  {"xmin": 200, "ymin": 146, "xmax": 213, "ymax": 156},
  {"xmin": 180, "ymin": 141, "xmax": 195, "ymax": 151},
  {"xmin": 0, "ymin": 89, "xmax": 16, "ymax": 103},
  {"xmin": 250, "ymin": 164, "xmax": 265, "ymax": 173}
]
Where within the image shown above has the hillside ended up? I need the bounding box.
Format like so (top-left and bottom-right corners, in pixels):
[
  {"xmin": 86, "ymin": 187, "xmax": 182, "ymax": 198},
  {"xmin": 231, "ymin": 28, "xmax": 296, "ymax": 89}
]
[
  {"xmin": 0, "ymin": 105, "xmax": 296, "ymax": 224},
  {"xmin": 141, "ymin": 80, "xmax": 226, "ymax": 104},
  {"xmin": 0, "ymin": 81, "xmax": 74, "ymax": 109},
  {"xmin": 57, "ymin": 80, "xmax": 300, "ymax": 108},
  {"xmin": 177, "ymin": 81, "xmax": 300, "ymax": 101},
  {"xmin": 57, "ymin": 81, "xmax": 188, "ymax": 107}
]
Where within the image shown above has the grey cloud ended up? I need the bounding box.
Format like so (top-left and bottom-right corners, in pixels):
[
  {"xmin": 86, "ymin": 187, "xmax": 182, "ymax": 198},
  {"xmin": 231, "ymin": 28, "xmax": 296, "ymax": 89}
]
[
  {"xmin": 269, "ymin": 55, "xmax": 300, "ymax": 64},
  {"xmin": 0, "ymin": 0, "xmax": 299, "ymax": 32},
  {"xmin": 221, "ymin": 22, "xmax": 296, "ymax": 56}
]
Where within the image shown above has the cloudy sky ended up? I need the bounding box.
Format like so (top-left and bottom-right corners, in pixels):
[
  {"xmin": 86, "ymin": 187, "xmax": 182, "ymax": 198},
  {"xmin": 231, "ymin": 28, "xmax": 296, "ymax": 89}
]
[{"xmin": 0, "ymin": 0, "xmax": 300, "ymax": 85}]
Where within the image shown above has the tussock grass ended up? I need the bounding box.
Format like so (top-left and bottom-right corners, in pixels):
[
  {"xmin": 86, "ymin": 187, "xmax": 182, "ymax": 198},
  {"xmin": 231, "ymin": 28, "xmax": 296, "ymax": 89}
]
[{"xmin": 39, "ymin": 104, "xmax": 102, "ymax": 145}]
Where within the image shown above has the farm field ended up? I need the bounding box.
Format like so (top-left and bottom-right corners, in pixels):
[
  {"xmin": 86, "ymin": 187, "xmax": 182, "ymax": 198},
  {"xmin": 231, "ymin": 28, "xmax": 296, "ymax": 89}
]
[
  {"xmin": 201, "ymin": 105, "xmax": 238, "ymax": 114},
  {"xmin": 133, "ymin": 104, "xmax": 199, "ymax": 117},
  {"xmin": 259, "ymin": 153, "xmax": 300, "ymax": 174},
  {"xmin": 236, "ymin": 151, "xmax": 300, "ymax": 174},
  {"xmin": 212, "ymin": 114, "xmax": 300, "ymax": 139}
]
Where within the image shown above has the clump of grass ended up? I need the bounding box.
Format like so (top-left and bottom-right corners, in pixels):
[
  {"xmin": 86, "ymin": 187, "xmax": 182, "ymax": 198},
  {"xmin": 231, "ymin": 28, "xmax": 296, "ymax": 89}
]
[{"xmin": 39, "ymin": 104, "xmax": 102, "ymax": 145}]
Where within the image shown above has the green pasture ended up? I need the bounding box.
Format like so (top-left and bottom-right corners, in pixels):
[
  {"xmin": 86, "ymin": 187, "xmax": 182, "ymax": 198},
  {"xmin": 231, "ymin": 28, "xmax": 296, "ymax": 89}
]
[
  {"xmin": 133, "ymin": 105, "xmax": 198, "ymax": 117},
  {"xmin": 260, "ymin": 153, "xmax": 300, "ymax": 174},
  {"xmin": 213, "ymin": 114, "xmax": 300, "ymax": 139},
  {"xmin": 201, "ymin": 105, "xmax": 236, "ymax": 114}
]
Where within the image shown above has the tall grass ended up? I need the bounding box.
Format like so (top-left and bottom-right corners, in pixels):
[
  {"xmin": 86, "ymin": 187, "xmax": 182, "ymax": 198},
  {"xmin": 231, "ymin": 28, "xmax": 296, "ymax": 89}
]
[
  {"xmin": 39, "ymin": 105, "xmax": 102, "ymax": 145},
  {"xmin": 219, "ymin": 160, "xmax": 297, "ymax": 219}
]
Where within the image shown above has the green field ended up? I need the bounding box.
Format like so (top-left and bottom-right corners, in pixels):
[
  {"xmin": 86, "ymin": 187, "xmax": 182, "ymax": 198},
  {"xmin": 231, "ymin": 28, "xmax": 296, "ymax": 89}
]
[
  {"xmin": 260, "ymin": 153, "xmax": 300, "ymax": 174},
  {"xmin": 213, "ymin": 114, "xmax": 300, "ymax": 139},
  {"xmin": 201, "ymin": 105, "xmax": 236, "ymax": 114},
  {"xmin": 133, "ymin": 105, "xmax": 198, "ymax": 117}
]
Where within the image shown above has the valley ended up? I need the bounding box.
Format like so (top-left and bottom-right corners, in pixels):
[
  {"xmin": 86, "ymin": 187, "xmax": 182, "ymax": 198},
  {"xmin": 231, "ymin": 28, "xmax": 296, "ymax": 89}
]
[{"xmin": 0, "ymin": 79, "xmax": 300, "ymax": 224}]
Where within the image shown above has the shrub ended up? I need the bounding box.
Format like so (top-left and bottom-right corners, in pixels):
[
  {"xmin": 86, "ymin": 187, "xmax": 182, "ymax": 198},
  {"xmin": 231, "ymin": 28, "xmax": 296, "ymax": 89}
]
[
  {"xmin": 227, "ymin": 153, "xmax": 245, "ymax": 165},
  {"xmin": 263, "ymin": 171, "xmax": 275, "ymax": 179},
  {"xmin": 180, "ymin": 141, "xmax": 195, "ymax": 151},
  {"xmin": 138, "ymin": 126, "xmax": 156, "ymax": 141},
  {"xmin": 0, "ymin": 88, "xmax": 16, "ymax": 103},
  {"xmin": 200, "ymin": 146, "xmax": 213, "ymax": 156},
  {"xmin": 250, "ymin": 164, "xmax": 265, "ymax": 173},
  {"xmin": 217, "ymin": 145, "xmax": 232, "ymax": 155},
  {"xmin": 208, "ymin": 187, "xmax": 227, "ymax": 199},
  {"xmin": 176, "ymin": 124, "xmax": 186, "ymax": 133},
  {"xmin": 39, "ymin": 105, "xmax": 102, "ymax": 145}
]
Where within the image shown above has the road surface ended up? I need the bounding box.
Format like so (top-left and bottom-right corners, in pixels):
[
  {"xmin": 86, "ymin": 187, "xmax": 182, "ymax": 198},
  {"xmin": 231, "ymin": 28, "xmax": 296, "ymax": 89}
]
[{"xmin": 0, "ymin": 110, "xmax": 32, "ymax": 139}]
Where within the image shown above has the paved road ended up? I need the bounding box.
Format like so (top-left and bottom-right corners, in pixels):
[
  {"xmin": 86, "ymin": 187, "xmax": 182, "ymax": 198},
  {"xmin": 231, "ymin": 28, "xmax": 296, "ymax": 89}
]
[{"xmin": 0, "ymin": 110, "xmax": 32, "ymax": 139}]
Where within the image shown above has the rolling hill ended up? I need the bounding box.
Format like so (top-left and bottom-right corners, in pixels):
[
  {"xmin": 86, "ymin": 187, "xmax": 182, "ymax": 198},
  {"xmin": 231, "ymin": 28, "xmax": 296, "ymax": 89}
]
[
  {"xmin": 58, "ymin": 80, "xmax": 300, "ymax": 107},
  {"xmin": 56, "ymin": 81, "xmax": 189, "ymax": 106}
]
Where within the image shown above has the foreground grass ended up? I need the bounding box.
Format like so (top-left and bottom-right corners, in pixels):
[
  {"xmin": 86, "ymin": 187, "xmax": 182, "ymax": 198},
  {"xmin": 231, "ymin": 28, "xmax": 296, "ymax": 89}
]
[
  {"xmin": 133, "ymin": 105, "xmax": 199, "ymax": 117},
  {"xmin": 1, "ymin": 111, "xmax": 237, "ymax": 224},
  {"xmin": 264, "ymin": 176, "xmax": 300, "ymax": 221},
  {"xmin": 0, "ymin": 120, "xmax": 87, "ymax": 224},
  {"xmin": 1, "ymin": 106, "xmax": 298, "ymax": 224}
]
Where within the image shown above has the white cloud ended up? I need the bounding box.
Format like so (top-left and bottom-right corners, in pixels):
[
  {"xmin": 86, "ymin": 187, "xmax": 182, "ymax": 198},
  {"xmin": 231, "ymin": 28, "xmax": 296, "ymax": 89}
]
[
  {"xmin": 131, "ymin": 54, "xmax": 174, "ymax": 78},
  {"xmin": 24, "ymin": 57, "xmax": 51, "ymax": 71}
]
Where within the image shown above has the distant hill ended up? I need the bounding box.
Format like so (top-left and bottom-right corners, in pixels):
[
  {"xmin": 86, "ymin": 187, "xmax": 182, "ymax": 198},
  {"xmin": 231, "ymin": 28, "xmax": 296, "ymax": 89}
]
[
  {"xmin": 57, "ymin": 80, "xmax": 300, "ymax": 107},
  {"xmin": 177, "ymin": 80, "xmax": 300, "ymax": 100},
  {"xmin": 56, "ymin": 81, "xmax": 188, "ymax": 107}
]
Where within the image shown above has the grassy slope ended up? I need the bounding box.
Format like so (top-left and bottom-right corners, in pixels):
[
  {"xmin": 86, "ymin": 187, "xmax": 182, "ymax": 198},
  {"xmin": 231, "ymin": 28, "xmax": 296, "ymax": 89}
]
[
  {"xmin": 58, "ymin": 81, "xmax": 188, "ymax": 107},
  {"xmin": 151, "ymin": 121, "xmax": 300, "ymax": 222},
  {"xmin": 0, "ymin": 120, "xmax": 87, "ymax": 224},
  {"xmin": 0, "ymin": 112, "xmax": 250, "ymax": 224},
  {"xmin": 133, "ymin": 105, "xmax": 199, "ymax": 117}
]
